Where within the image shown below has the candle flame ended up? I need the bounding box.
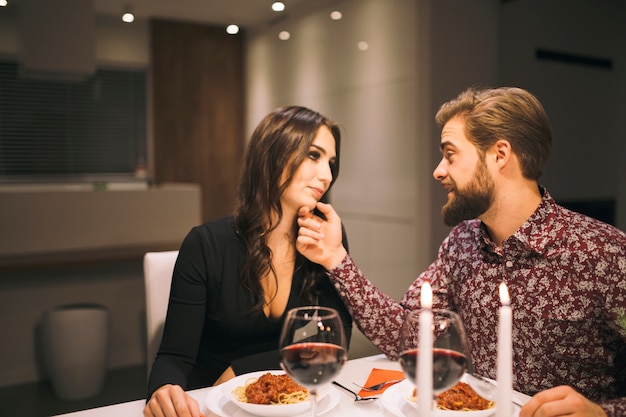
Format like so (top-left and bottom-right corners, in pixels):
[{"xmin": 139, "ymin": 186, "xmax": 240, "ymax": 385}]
[
  {"xmin": 421, "ymin": 281, "xmax": 432, "ymax": 309},
  {"xmin": 499, "ymin": 282, "xmax": 510, "ymax": 305}
]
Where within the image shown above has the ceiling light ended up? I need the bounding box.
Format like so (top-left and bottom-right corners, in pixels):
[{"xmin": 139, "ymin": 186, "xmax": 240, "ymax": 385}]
[
  {"xmin": 122, "ymin": 9, "xmax": 134, "ymax": 23},
  {"xmin": 357, "ymin": 41, "xmax": 369, "ymax": 51},
  {"xmin": 330, "ymin": 11, "xmax": 342, "ymax": 20},
  {"xmin": 226, "ymin": 24, "xmax": 240, "ymax": 35},
  {"xmin": 272, "ymin": 2, "xmax": 286, "ymax": 12},
  {"xmin": 0, "ymin": 0, "xmax": 8, "ymax": 7},
  {"xmin": 278, "ymin": 31, "xmax": 290, "ymax": 41}
]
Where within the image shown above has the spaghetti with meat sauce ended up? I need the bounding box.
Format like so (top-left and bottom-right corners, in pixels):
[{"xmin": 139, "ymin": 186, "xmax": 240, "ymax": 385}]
[
  {"xmin": 411, "ymin": 382, "xmax": 495, "ymax": 411},
  {"xmin": 232, "ymin": 373, "xmax": 309, "ymax": 405}
]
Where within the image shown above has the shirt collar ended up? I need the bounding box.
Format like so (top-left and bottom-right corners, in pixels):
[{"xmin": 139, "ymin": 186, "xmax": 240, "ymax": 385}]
[
  {"xmin": 510, "ymin": 185, "xmax": 557, "ymax": 254},
  {"xmin": 479, "ymin": 185, "xmax": 557, "ymax": 255}
]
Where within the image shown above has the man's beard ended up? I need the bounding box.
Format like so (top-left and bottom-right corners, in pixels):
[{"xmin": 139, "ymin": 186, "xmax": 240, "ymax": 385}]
[{"xmin": 441, "ymin": 158, "xmax": 494, "ymax": 227}]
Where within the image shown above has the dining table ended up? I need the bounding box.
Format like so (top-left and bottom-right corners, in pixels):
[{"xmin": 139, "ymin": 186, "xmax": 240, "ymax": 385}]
[{"xmin": 52, "ymin": 354, "xmax": 531, "ymax": 417}]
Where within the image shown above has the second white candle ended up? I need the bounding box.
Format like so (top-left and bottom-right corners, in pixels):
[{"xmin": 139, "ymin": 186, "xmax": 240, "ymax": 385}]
[
  {"xmin": 496, "ymin": 282, "xmax": 513, "ymax": 417},
  {"xmin": 417, "ymin": 281, "xmax": 433, "ymax": 416}
]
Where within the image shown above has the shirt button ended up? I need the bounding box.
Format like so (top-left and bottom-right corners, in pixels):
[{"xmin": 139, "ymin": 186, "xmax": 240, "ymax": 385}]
[{"xmin": 505, "ymin": 260, "xmax": 514, "ymax": 268}]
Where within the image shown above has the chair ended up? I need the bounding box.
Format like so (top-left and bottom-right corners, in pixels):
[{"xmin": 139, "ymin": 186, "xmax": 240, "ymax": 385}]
[{"xmin": 143, "ymin": 250, "xmax": 179, "ymax": 377}]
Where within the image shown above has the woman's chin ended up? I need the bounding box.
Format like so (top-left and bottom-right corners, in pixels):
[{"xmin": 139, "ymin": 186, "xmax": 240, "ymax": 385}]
[{"xmin": 303, "ymin": 199, "xmax": 318, "ymax": 211}]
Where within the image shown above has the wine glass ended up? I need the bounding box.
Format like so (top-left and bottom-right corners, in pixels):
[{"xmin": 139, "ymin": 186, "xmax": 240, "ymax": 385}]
[
  {"xmin": 279, "ymin": 306, "xmax": 347, "ymax": 417},
  {"xmin": 398, "ymin": 309, "xmax": 470, "ymax": 412}
]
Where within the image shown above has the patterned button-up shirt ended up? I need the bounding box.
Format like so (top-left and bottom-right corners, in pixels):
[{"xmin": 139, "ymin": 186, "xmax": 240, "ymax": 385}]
[{"xmin": 329, "ymin": 188, "xmax": 626, "ymax": 416}]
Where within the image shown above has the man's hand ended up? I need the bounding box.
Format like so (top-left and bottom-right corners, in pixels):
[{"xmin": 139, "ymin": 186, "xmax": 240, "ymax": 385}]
[
  {"xmin": 144, "ymin": 384, "xmax": 205, "ymax": 417},
  {"xmin": 296, "ymin": 202, "xmax": 347, "ymax": 270},
  {"xmin": 520, "ymin": 386, "xmax": 606, "ymax": 417}
]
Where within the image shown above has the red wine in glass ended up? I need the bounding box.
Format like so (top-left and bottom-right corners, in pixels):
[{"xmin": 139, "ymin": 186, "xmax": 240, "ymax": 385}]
[
  {"xmin": 398, "ymin": 308, "xmax": 470, "ymax": 412},
  {"xmin": 399, "ymin": 347, "xmax": 468, "ymax": 393},
  {"xmin": 279, "ymin": 306, "xmax": 347, "ymax": 417},
  {"xmin": 280, "ymin": 342, "xmax": 346, "ymax": 386}
]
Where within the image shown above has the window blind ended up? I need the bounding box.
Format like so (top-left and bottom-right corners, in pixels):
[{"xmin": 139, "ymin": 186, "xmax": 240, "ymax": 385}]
[{"xmin": 0, "ymin": 60, "xmax": 147, "ymax": 182}]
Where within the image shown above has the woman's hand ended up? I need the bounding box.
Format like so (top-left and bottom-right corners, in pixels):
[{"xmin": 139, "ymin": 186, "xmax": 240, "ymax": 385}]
[
  {"xmin": 213, "ymin": 366, "xmax": 236, "ymax": 385},
  {"xmin": 296, "ymin": 202, "xmax": 347, "ymax": 270},
  {"xmin": 519, "ymin": 386, "xmax": 606, "ymax": 417},
  {"xmin": 144, "ymin": 384, "xmax": 205, "ymax": 417}
]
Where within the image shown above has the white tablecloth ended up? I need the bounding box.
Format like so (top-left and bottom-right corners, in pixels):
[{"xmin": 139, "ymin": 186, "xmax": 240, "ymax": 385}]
[{"xmin": 53, "ymin": 354, "xmax": 530, "ymax": 417}]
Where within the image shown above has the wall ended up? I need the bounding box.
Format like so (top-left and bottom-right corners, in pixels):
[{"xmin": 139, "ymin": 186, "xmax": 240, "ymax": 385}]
[{"xmin": 498, "ymin": 0, "xmax": 626, "ymax": 211}]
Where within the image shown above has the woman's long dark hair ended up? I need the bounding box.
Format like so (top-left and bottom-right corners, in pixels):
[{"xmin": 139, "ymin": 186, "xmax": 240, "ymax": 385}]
[{"xmin": 234, "ymin": 106, "xmax": 341, "ymax": 314}]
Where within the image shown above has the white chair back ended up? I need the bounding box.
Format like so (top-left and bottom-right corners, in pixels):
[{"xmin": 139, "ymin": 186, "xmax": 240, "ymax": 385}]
[{"xmin": 143, "ymin": 250, "xmax": 179, "ymax": 377}]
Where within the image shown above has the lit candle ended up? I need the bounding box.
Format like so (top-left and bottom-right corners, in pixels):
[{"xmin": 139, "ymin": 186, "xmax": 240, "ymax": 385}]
[
  {"xmin": 496, "ymin": 282, "xmax": 512, "ymax": 417},
  {"xmin": 417, "ymin": 281, "xmax": 433, "ymax": 417}
]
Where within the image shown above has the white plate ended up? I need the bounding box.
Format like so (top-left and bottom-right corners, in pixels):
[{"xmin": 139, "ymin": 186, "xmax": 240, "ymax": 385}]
[
  {"xmin": 381, "ymin": 379, "xmax": 512, "ymax": 417},
  {"xmin": 205, "ymin": 370, "xmax": 340, "ymax": 417}
]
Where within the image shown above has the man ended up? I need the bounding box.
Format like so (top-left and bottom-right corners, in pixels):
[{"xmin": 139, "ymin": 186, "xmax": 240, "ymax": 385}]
[{"xmin": 296, "ymin": 87, "xmax": 626, "ymax": 417}]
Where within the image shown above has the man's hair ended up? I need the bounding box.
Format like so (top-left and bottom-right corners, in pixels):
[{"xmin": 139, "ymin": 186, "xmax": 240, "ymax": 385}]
[{"xmin": 435, "ymin": 86, "xmax": 553, "ymax": 180}]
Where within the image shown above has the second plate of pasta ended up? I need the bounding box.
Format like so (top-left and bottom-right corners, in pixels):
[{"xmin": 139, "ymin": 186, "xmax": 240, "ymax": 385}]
[{"xmin": 381, "ymin": 379, "xmax": 501, "ymax": 417}]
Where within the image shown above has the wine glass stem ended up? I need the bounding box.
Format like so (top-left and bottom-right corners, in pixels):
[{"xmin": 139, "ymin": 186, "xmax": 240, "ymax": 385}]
[{"xmin": 310, "ymin": 389, "xmax": 318, "ymax": 417}]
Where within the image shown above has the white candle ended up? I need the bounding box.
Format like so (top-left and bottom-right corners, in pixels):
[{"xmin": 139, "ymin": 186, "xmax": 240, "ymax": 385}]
[
  {"xmin": 496, "ymin": 282, "xmax": 513, "ymax": 417},
  {"xmin": 417, "ymin": 282, "xmax": 433, "ymax": 417}
]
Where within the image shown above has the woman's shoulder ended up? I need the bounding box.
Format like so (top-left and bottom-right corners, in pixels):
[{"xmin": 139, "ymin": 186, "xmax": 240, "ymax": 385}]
[
  {"xmin": 182, "ymin": 215, "xmax": 243, "ymax": 250},
  {"xmin": 190, "ymin": 215, "xmax": 237, "ymax": 237},
  {"xmin": 179, "ymin": 215, "xmax": 245, "ymax": 267}
]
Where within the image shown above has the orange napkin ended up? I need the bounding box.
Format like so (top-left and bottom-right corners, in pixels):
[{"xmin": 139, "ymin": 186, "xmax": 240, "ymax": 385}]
[{"xmin": 357, "ymin": 368, "xmax": 406, "ymax": 398}]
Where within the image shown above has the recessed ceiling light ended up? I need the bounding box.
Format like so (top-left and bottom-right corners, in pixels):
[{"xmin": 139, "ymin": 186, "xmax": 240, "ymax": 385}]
[
  {"xmin": 272, "ymin": 2, "xmax": 285, "ymax": 12},
  {"xmin": 357, "ymin": 41, "xmax": 369, "ymax": 51},
  {"xmin": 278, "ymin": 31, "xmax": 291, "ymax": 41},
  {"xmin": 0, "ymin": 0, "xmax": 8, "ymax": 7},
  {"xmin": 330, "ymin": 11, "xmax": 342, "ymax": 20},
  {"xmin": 122, "ymin": 11, "xmax": 135, "ymax": 23},
  {"xmin": 226, "ymin": 24, "xmax": 240, "ymax": 35}
]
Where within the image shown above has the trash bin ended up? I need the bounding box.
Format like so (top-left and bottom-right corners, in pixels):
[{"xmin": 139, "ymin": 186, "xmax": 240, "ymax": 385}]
[{"xmin": 41, "ymin": 303, "xmax": 110, "ymax": 400}]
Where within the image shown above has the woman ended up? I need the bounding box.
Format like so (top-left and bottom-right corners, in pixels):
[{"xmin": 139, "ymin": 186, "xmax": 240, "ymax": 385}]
[{"xmin": 144, "ymin": 106, "xmax": 352, "ymax": 417}]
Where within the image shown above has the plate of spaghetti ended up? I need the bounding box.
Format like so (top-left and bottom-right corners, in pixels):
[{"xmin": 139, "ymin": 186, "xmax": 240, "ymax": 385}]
[
  {"xmin": 206, "ymin": 370, "xmax": 338, "ymax": 417},
  {"xmin": 382, "ymin": 378, "xmax": 501, "ymax": 417}
]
